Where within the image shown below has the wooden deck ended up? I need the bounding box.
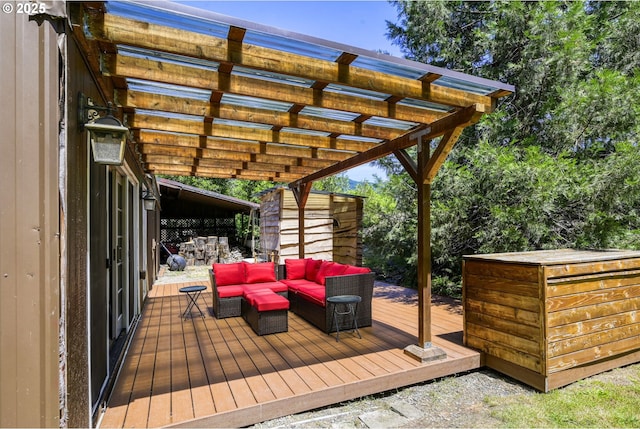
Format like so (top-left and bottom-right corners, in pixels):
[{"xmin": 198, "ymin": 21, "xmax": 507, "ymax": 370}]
[{"xmin": 98, "ymin": 280, "xmax": 480, "ymax": 428}]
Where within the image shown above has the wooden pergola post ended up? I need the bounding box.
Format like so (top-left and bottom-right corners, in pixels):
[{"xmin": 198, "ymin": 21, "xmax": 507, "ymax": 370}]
[
  {"xmin": 403, "ymin": 136, "xmax": 447, "ymax": 362},
  {"xmin": 292, "ymin": 182, "xmax": 312, "ymax": 259}
]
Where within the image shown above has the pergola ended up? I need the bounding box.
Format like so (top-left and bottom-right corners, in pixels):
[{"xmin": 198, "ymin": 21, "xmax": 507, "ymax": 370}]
[{"xmin": 72, "ymin": 0, "xmax": 514, "ymax": 359}]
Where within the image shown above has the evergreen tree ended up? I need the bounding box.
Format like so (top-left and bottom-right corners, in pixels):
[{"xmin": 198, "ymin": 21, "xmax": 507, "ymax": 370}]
[{"xmin": 360, "ymin": 1, "xmax": 640, "ymax": 294}]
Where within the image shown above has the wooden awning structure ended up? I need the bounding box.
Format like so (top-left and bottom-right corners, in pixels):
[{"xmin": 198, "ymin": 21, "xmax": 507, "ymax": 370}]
[
  {"xmin": 71, "ymin": 0, "xmax": 514, "ymax": 356},
  {"xmin": 72, "ymin": 0, "xmax": 514, "ymax": 184}
]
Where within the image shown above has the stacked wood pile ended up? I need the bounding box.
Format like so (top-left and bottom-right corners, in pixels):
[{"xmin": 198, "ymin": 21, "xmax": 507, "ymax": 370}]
[
  {"xmin": 260, "ymin": 188, "xmax": 363, "ymax": 265},
  {"xmin": 177, "ymin": 236, "xmax": 237, "ymax": 265}
]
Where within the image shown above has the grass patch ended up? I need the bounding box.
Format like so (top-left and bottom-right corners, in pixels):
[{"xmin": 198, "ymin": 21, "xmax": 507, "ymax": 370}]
[{"xmin": 487, "ymin": 369, "xmax": 640, "ymax": 428}]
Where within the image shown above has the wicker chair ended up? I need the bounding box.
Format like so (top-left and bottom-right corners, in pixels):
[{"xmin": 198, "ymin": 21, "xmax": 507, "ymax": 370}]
[
  {"xmin": 209, "ymin": 267, "xmax": 289, "ymax": 319},
  {"xmin": 278, "ymin": 264, "xmax": 374, "ymax": 333},
  {"xmin": 209, "ymin": 268, "xmax": 242, "ymax": 318}
]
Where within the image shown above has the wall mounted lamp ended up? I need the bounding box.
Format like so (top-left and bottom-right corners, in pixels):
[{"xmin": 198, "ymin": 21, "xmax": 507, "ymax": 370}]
[
  {"xmin": 141, "ymin": 189, "xmax": 156, "ymax": 211},
  {"xmin": 78, "ymin": 93, "xmax": 129, "ymax": 165}
]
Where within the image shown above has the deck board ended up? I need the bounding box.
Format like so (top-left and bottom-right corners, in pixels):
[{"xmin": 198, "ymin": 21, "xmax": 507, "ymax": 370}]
[{"xmin": 99, "ymin": 281, "xmax": 479, "ymax": 428}]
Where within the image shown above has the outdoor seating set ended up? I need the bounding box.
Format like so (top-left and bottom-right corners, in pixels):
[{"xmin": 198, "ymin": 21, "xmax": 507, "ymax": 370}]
[{"xmin": 209, "ymin": 259, "xmax": 374, "ymax": 336}]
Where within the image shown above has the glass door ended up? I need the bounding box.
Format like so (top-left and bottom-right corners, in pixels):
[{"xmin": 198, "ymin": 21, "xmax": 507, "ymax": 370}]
[{"xmin": 111, "ymin": 172, "xmax": 125, "ymax": 338}]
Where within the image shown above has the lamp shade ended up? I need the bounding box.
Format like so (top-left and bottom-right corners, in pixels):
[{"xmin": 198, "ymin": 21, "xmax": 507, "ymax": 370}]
[
  {"xmin": 143, "ymin": 195, "xmax": 156, "ymax": 211},
  {"xmin": 85, "ymin": 115, "xmax": 128, "ymax": 165}
]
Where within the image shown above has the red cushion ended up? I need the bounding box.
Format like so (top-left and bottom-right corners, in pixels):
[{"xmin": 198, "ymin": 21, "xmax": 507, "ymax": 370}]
[
  {"xmin": 297, "ymin": 285, "xmax": 326, "ymax": 307},
  {"xmin": 281, "ymin": 278, "xmax": 318, "ymax": 292},
  {"xmin": 314, "ymin": 261, "xmax": 333, "ymax": 285},
  {"xmin": 243, "ymin": 288, "xmax": 274, "ymax": 303},
  {"xmin": 252, "ymin": 293, "xmax": 290, "ymax": 312},
  {"xmin": 305, "ymin": 259, "xmax": 323, "ymax": 282},
  {"xmin": 217, "ymin": 285, "xmax": 244, "ymax": 298},
  {"xmin": 243, "ymin": 289, "xmax": 289, "ymax": 311},
  {"xmin": 213, "ymin": 262, "xmax": 245, "ymax": 286},
  {"xmin": 285, "ymin": 258, "xmax": 308, "ymax": 280},
  {"xmin": 324, "ymin": 262, "xmax": 348, "ymax": 284},
  {"xmin": 241, "ymin": 281, "xmax": 288, "ymax": 294},
  {"xmin": 316, "ymin": 261, "xmax": 349, "ymax": 285},
  {"xmin": 343, "ymin": 265, "xmax": 372, "ymax": 275},
  {"xmin": 245, "ymin": 261, "xmax": 276, "ymax": 283}
]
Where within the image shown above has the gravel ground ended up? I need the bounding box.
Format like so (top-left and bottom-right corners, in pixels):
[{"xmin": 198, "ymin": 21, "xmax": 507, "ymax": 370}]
[
  {"xmin": 154, "ymin": 265, "xmax": 211, "ymax": 285},
  {"xmin": 155, "ymin": 266, "xmax": 639, "ymax": 428},
  {"xmin": 247, "ymin": 369, "xmax": 532, "ymax": 428},
  {"xmin": 248, "ymin": 364, "xmax": 640, "ymax": 428}
]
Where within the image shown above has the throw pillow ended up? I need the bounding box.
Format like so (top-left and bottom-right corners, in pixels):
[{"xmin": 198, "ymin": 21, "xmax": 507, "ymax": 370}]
[
  {"xmin": 213, "ymin": 262, "xmax": 245, "ymax": 286},
  {"xmin": 343, "ymin": 265, "xmax": 372, "ymax": 275},
  {"xmin": 327, "ymin": 262, "xmax": 348, "ymax": 277},
  {"xmin": 285, "ymin": 258, "xmax": 308, "ymax": 280},
  {"xmin": 305, "ymin": 258, "xmax": 323, "ymax": 282},
  {"xmin": 315, "ymin": 261, "xmax": 336, "ymax": 285},
  {"xmin": 245, "ymin": 261, "xmax": 276, "ymax": 283}
]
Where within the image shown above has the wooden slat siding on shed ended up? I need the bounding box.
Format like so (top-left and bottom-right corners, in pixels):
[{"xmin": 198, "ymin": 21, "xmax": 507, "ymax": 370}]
[
  {"xmin": 331, "ymin": 194, "xmax": 362, "ymax": 265},
  {"xmin": 281, "ymin": 189, "xmax": 332, "ymax": 260},
  {"xmin": 544, "ymin": 259, "xmax": 640, "ymax": 375},
  {"xmin": 463, "ymin": 259, "xmax": 544, "ymax": 374},
  {"xmin": 260, "ymin": 188, "xmax": 364, "ymax": 264},
  {"xmin": 259, "ymin": 190, "xmax": 281, "ymax": 256},
  {"xmin": 463, "ymin": 249, "xmax": 640, "ymax": 392}
]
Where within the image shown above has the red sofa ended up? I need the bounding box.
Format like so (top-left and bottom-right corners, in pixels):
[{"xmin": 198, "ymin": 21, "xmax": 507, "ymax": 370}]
[
  {"xmin": 210, "ymin": 259, "xmax": 375, "ymax": 335},
  {"xmin": 209, "ymin": 261, "xmax": 287, "ymax": 319},
  {"xmin": 278, "ymin": 259, "xmax": 374, "ymax": 334}
]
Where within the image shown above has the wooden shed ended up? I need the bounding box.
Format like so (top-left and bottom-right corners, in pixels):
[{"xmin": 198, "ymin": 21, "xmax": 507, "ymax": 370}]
[
  {"xmin": 259, "ymin": 188, "xmax": 364, "ymax": 265},
  {"xmin": 463, "ymin": 248, "xmax": 640, "ymax": 392}
]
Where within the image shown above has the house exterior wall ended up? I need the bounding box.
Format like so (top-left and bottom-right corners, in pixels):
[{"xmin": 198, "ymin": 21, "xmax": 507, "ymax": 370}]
[
  {"xmin": 1, "ymin": 5, "xmax": 163, "ymax": 427},
  {"xmin": 67, "ymin": 33, "xmax": 156, "ymax": 424},
  {"xmin": 65, "ymin": 34, "xmax": 94, "ymax": 427},
  {"xmin": 0, "ymin": 10, "xmax": 61, "ymax": 428}
]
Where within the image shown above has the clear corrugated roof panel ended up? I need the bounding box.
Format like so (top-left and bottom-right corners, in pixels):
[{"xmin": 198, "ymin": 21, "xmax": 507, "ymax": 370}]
[
  {"xmin": 106, "ymin": 1, "xmax": 230, "ymax": 39},
  {"xmin": 127, "ymin": 78, "xmax": 212, "ymax": 100},
  {"xmin": 338, "ymin": 135, "xmax": 383, "ymax": 143},
  {"xmin": 299, "ymin": 106, "xmax": 361, "ymax": 122},
  {"xmin": 214, "ymin": 118, "xmax": 273, "ymax": 130},
  {"xmin": 350, "ymin": 56, "xmax": 426, "ymax": 79},
  {"xmin": 243, "ymin": 30, "xmax": 342, "ymax": 62},
  {"xmin": 221, "ymin": 94, "xmax": 293, "ymax": 112},
  {"xmin": 433, "ymin": 76, "xmax": 499, "ymax": 95},
  {"xmin": 324, "ymin": 84, "xmax": 390, "ymax": 101},
  {"xmin": 119, "ymin": 45, "xmax": 219, "ymax": 71},
  {"xmin": 232, "ymin": 66, "xmax": 315, "ymax": 88},
  {"xmin": 281, "ymin": 127, "xmax": 331, "ymax": 137},
  {"xmin": 106, "ymin": 1, "xmax": 514, "ymax": 97},
  {"xmin": 398, "ymin": 98, "xmax": 451, "ymax": 112},
  {"xmin": 363, "ymin": 116, "xmax": 418, "ymax": 130}
]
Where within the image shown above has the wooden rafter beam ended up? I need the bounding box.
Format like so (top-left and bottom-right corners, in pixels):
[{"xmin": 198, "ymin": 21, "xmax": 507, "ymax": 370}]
[
  {"xmin": 289, "ymin": 105, "xmax": 480, "ymax": 187},
  {"xmin": 137, "ymin": 141, "xmax": 348, "ymax": 165},
  {"xmin": 129, "ymin": 114, "xmax": 376, "ymax": 152},
  {"xmin": 144, "ymin": 163, "xmax": 302, "ymax": 182},
  {"xmin": 68, "ymin": 6, "xmax": 114, "ymax": 107},
  {"xmin": 105, "ymin": 55, "xmax": 447, "ymax": 124},
  {"xmin": 90, "ymin": 13, "xmax": 498, "ymax": 110},
  {"xmin": 118, "ymin": 90, "xmax": 407, "ymax": 141}
]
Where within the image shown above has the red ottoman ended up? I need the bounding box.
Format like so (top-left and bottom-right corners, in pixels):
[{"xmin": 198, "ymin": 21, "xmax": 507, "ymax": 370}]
[{"xmin": 242, "ymin": 290, "xmax": 290, "ymax": 335}]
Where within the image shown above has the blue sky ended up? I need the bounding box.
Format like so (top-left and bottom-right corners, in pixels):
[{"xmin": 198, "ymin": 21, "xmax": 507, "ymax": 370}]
[{"xmin": 177, "ymin": 0, "xmax": 400, "ymax": 182}]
